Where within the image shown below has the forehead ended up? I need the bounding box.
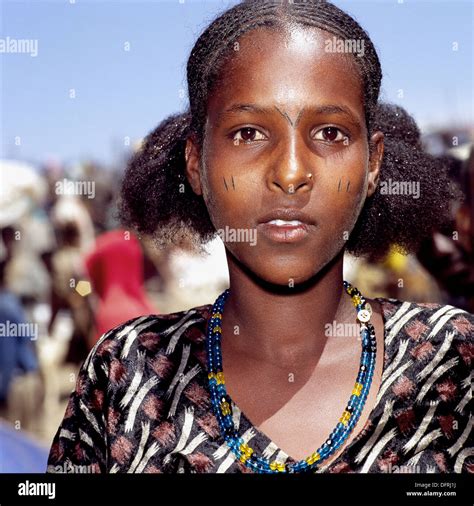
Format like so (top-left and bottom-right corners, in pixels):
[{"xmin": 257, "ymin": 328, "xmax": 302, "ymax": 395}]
[{"xmin": 207, "ymin": 25, "xmax": 364, "ymax": 119}]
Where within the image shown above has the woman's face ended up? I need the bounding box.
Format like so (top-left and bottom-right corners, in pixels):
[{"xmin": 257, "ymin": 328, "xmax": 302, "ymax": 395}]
[{"xmin": 186, "ymin": 26, "xmax": 383, "ymax": 286}]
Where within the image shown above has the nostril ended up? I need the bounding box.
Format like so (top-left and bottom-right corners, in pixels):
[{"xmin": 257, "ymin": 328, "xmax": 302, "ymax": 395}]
[{"xmin": 269, "ymin": 164, "xmax": 314, "ymax": 194}]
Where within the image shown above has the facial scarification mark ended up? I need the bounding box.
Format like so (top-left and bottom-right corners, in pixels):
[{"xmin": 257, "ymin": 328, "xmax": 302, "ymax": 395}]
[
  {"xmin": 223, "ymin": 177, "xmax": 228, "ymax": 191},
  {"xmin": 231, "ymin": 175, "xmax": 235, "ymax": 190},
  {"xmin": 274, "ymin": 106, "xmax": 303, "ymax": 127},
  {"xmin": 337, "ymin": 178, "xmax": 351, "ymax": 193}
]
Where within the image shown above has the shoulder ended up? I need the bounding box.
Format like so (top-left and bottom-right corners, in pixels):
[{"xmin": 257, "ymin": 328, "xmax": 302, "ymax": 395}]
[
  {"xmin": 377, "ymin": 298, "xmax": 473, "ymax": 344},
  {"xmin": 368, "ymin": 300, "xmax": 473, "ymax": 472},
  {"xmin": 92, "ymin": 307, "xmax": 214, "ymax": 469},
  {"xmin": 378, "ymin": 298, "xmax": 473, "ymax": 366},
  {"xmin": 47, "ymin": 305, "xmax": 214, "ymax": 472},
  {"xmin": 376, "ymin": 297, "xmax": 472, "ymax": 407},
  {"xmin": 86, "ymin": 304, "xmax": 213, "ymax": 367},
  {"xmin": 77, "ymin": 304, "xmax": 214, "ymax": 409},
  {"xmin": 79, "ymin": 304, "xmax": 211, "ymax": 393}
]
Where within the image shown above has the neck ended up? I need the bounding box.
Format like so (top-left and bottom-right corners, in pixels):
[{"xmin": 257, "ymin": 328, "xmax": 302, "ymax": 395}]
[{"xmin": 221, "ymin": 249, "xmax": 354, "ymax": 368}]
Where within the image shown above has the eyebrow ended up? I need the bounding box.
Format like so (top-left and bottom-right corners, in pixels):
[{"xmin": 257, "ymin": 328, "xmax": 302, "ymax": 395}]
[{"xmin": 216, "ymin": 103, "xmax": 361, "ymax": 128}]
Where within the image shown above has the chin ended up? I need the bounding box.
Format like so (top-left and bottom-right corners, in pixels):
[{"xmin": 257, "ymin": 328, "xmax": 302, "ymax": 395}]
[{"xmin": 226, "ymin": 241, "xmax": 342, "ymax": 288}]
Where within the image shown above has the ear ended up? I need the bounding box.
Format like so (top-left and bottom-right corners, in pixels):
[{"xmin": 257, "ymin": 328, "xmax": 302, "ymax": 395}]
[
  {"xmin": 367, "ymin": 131, "xmax": 384, "ymax": 197},
  {"xmin": 184, "ymin": 135, "xmax": 203, "ymax": 196}
]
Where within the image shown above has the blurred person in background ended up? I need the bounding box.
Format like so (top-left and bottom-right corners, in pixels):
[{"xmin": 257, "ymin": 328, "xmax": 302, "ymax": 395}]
[
  {"xmin": 85, "ymin": 229, "xmax": 158, "ymax": 345},
  {"xmin": 417, "ymin": 148, "xmax": 474, "ymax": 312},
  {"xmin": 46, "ymin": 219, "xmax": 94, "ymax": 365},
  {"xmin": 0, "ymin": 160, "xmax": 53, "ymax": 309},
  {"xmin": 0, "ymin": 160, "xmax": 50, "ymax": 431},
  {"xmin": 50, "ymin": 193, "xmax": 95, "ymax": 254},
  {"xmin": 0, "ymin": 241, "xmax": 47, "ymax": 471},
  {"xmin": 45, "ymin": 188, "xmax": 97, "ymax": 363},
  {"xmin": 0, "ymin": 226, "xmax": 40, "ymax": 424}
]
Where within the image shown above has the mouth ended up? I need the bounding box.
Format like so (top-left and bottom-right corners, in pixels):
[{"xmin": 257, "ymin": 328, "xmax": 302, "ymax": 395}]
[{"xmin": 256, "ymin": 209, "xmax": 316, "ymax": 243}]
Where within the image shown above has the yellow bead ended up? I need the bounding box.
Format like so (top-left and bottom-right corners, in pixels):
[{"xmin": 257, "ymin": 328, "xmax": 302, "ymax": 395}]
[
  {"xmin": 208, "ymin": 372, "xmax": 215, "ymax": 380},
  {"xmin": 220, "ymin": 400, "xmax": 231, "ymax": 415},
  {"xmin": 240, "ymin": 443, "xmax": 253, "ymax": 456},
  {"xmin": 340, "ymin": 410, "xmax": 351, "ymax": 426},
  {"xmin": 212, "ymin": 312, "xmax": 222, "ymax": 319},
  {"xmin": 239, "ymin": 443, "xmax": 252, "ymax": 457},
  {"xmin": 352, "ymin": 295, "xmax": 362, "ymax": 306},
  {"xmin": 306, "ymin": 452, "xmax": 320, "ymax": 465},
  {"xmin": 213, "ymin": 326, "xmax": 222, "ymax": 333},
  {"xmin": 216, "ymin": 372, "xmax": 225, "ymax": 385},
  {"xmin": 269, "ymin": 460, "xmax": 284, "ymax": 472},
  {"xmin": 352, "ymin": 382, "xmax": 363, "ymax": 396}
]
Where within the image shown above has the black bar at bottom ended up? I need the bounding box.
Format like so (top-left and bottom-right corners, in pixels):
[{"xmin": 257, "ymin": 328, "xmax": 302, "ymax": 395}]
[{"xmin": 0, "ymin": 473, "xmax": 472, "ymax": 506}]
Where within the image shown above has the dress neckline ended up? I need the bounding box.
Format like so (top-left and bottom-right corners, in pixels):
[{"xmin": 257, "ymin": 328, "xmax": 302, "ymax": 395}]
[{"xmin": 203, "ymin": 296, "xmax": 400, "ymax": 472}]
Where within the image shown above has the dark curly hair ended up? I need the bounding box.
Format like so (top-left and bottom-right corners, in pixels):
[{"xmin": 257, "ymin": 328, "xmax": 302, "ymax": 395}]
[{"xmin": 120, "ymin": 0, "xmax": 461, "ymax": 259}]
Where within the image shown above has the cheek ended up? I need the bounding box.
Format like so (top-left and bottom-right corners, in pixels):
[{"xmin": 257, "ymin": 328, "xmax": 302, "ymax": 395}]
[
  {"xmin": 325, "ymin": 171, "xmax": 367, "ymax": 215},
  {"xmin": 312, "ymin": 154, "xmax": 369, "ymax": 257},
  {"xmin": 198, "ymin": 157, "xmax": 249, "ymax": 231},
  {"xmin": 318, "ymin": 148, "xmax": 368, "ymax": 210}
]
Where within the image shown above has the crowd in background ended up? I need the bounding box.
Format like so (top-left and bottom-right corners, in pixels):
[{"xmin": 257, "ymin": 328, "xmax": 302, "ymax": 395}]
[{"xmin": 0, "ymin": 127, "xmax": 472, "ymax": 472}]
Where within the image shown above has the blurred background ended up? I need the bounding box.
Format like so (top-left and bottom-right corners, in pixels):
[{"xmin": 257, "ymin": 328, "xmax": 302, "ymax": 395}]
[{"xmin": 0, "ymin": 0, "xmax": 473, "ymax": 472}]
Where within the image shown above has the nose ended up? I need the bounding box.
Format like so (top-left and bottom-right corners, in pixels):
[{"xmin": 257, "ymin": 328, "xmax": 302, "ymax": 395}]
[{"xmin": 267, "ymin": 133, "xmax": 314, "ymax": 194}]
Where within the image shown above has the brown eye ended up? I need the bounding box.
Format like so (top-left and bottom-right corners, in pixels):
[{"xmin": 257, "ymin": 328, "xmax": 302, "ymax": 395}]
[
  {"xmin": 232, "ymin": 127, "xmax": 266, "ymax": 143},
  {"xmin": 241, "ymin": 128, "xmax": 256, "ymax": 141},
  {"xmin": 322, "ymin": 127, "xmax": 338, "ymax": 141},
  {"xmin": 314, "ymin": 126, "xmax": 347, "ymax": 143}
]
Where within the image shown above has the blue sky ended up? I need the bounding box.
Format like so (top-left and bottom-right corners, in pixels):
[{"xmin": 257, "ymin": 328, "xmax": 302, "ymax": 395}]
[{"xmin": 1, "ymin": 0, "xmax": 472, "ymax": 166}]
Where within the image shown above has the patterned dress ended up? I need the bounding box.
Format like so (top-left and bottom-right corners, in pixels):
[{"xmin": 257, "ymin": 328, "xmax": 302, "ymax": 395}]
[{"xmin": 47, "ymin": 298, "xmax": 474, "ymax": 473}]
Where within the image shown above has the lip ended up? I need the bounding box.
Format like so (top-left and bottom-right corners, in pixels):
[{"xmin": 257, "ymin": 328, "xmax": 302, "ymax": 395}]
[
  {"xmin": 257, "ymin": 208, "xmax": 316, "ymax": 243},
  {"xmin": 257, "ymin": 208, "xmax": 316, "ymax": 226}
]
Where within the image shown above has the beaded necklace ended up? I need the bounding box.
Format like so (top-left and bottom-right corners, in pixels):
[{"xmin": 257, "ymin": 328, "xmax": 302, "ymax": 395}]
[{"xmin": 206, "ymin": 281, "xmax": 376, "ymax": 473}]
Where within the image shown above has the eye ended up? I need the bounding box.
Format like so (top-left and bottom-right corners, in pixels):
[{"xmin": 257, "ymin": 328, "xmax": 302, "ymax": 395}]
[
  {"xmin": 232, "ymin": 127, "xmax": 266, "ymax": 144},
  {"xmin": 314, "ymin": 127, "xmax": 348, "ymax": 143}
]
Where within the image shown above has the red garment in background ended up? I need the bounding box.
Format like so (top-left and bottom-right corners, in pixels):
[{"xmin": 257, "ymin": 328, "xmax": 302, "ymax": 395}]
[{"xmin": 85, "ymin": 230, "xmax": 157, "ymax": 342}]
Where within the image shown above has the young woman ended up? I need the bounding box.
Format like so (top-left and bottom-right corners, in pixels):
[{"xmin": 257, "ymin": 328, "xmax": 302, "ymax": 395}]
[{"xmin": 47, "ymin": 0, "xmax": 473, "ymax": 474}]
